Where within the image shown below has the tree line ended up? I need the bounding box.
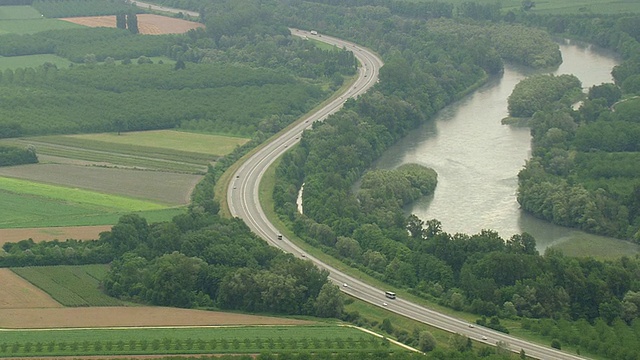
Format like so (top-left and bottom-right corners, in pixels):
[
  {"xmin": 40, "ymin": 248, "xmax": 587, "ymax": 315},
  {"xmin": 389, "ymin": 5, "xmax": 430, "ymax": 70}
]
[{"xmin": 0, "ymin": 145, "xmax": 37, "ymax": 166}]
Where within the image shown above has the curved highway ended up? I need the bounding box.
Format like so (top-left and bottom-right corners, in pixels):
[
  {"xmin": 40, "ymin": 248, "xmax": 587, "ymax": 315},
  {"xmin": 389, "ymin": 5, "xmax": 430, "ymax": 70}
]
[{"xmin": 228, "ymin": 29, "xmax": 586, "ymax": 360}]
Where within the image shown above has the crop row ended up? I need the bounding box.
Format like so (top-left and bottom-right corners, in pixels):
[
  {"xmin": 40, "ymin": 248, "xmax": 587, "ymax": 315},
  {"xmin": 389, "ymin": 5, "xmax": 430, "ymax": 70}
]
[
  {"xmin": 30, "ymin": 143, "xmax": 208, "ymax": 174},
  {"xmin": 0, "ymin": 336, "xmax": 387, "ymax": 356},
  {"xmin": 29, "ymin": 135, "xmax": 219, "ymax": 165}
]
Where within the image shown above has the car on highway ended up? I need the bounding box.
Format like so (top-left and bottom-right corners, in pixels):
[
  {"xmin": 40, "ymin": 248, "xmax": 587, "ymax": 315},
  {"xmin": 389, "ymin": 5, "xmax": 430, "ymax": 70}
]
[
  {"xmin": 482, "ymin": 336, "xmax": 488, "ymax": 341},
  {"xmin": 277, "ymin": 234, "xmax": 283, "ymax": 240}
]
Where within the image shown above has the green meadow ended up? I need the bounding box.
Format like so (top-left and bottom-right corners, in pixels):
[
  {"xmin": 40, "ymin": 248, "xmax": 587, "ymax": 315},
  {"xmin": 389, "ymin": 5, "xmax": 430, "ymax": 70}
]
[
  {"xmin": 0, "ymin": 5, "xmax": 43, "ymax": 20},
  {"xmin": 0, "ymin": 177, "xmax": 183, "ymax": 228},
  {"xmin": 0, "ymin": 54, "xmax": 72, "ymax": 70}
]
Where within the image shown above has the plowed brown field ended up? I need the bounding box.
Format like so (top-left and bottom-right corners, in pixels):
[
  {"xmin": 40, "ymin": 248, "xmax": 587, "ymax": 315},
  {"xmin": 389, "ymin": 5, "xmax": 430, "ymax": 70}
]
[
  {"xmin": 60, "ymin": 14, "xmax": 204, "ymax": 34},
  {"xmin": 0, "ymin": 225, "xmax": 110, "ymax": 244},
  {"xmin": 0, "ymin": 269, "xmax": 62, "ymax": 309},
  {"xmin": 0, "ymin": 307, "xmax": 312, "ymax": 329}
]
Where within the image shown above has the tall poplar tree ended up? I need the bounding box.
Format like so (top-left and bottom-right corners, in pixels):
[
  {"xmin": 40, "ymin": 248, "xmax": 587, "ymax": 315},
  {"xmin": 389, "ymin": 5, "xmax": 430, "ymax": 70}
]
[
  {"xmin": 127, "ymin": 12, "xmax": 139, "ymax": 34},
  {"xmin": 116, "ymin": 12, "xmax": 127, "ymax": 30}
]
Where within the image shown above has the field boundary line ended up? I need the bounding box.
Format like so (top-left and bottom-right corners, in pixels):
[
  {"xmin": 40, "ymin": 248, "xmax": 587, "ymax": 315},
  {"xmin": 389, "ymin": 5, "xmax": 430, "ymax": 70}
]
[{"xmin": 340, "ymin": 324, "xmax": 422, "ymax": 353}]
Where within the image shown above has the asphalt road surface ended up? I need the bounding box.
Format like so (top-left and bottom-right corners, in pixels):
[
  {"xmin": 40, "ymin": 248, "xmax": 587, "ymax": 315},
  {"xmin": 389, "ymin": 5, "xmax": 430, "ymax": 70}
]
[
  {"xmin": 228, "ymin": 29, "xmax": 587, "ymax": 360},
  {"xmin": 132, "ymin": 0, "xmax": 200, "ymax": 18}
]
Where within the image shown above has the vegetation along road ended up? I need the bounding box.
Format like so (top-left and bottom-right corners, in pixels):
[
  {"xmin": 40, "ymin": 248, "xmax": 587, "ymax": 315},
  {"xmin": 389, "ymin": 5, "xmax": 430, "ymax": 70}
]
[{"xmin": 227, "ymin": 29, "xmax": 586, "ymax": 360}]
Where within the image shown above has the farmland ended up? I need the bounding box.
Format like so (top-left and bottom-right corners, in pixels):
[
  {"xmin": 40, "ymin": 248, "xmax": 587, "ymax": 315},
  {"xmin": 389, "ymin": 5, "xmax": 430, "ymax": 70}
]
[
  {"xmin": 0, "ymin": 175, "xmax": 187, "ymax": 229},
  {"xmin": 0, "ymin": 325, "xmax": 393, "ymax": 357},
  {"xmin": 61, "ymin": 14, "xmax": 206, "ymax": 35},
  {"xmin": 63, "ymin": 130, "xmax": 248, "ymax": 159},
  {"xmin": 0, "ymin": 225, "xmax": 112, "ymax": 244},
  {"xmin": 11, "ymin": 265, "xmax": 124, "ymax": 307},
  {"xmin": 0, "ymin": 268, "xmax": 62, "ymax": 309},
  {"xmin": 0, "ymin": 306, "xmax": 315, "ymax": 329}
]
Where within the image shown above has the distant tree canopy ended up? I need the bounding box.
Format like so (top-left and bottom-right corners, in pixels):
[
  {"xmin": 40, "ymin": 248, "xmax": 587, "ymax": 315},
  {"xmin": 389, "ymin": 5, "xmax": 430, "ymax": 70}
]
[
  {"xmin": 0, "ymin": 145, "xmax": 38, "ymax": 166},
  {"xmin": 507, "ymin": 74, "xmax": 583, "ymax": 118}
]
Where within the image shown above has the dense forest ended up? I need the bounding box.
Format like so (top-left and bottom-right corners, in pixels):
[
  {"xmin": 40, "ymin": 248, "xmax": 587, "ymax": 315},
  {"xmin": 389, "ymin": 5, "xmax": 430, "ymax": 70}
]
[{"xmin": 511, "ymin": 14, "xmax": 640, "ymax": 241}]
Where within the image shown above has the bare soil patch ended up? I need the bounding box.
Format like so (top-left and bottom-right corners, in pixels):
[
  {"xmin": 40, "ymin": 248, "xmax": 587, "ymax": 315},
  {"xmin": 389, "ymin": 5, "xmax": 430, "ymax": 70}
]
[
  {"xmin": 60, "ymin": 14, "xmax": 205, "ymax": 34},
  {"xmin": 0, "ymin": 269, "xmax": 62, "ymax": 309},
  {"xmin": 0, "ymin": 225, "xmax": 111, "ymax": 244},
  {"xmin": 0, "ymin": 307, "xmax": 313, "ymax": 329}
]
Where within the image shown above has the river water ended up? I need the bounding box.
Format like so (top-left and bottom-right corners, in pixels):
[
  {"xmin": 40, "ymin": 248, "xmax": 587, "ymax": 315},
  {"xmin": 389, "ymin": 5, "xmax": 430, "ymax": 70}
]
[{"xmin": 373, "ymin": 39, "xmax": 624, "ymax": 252}]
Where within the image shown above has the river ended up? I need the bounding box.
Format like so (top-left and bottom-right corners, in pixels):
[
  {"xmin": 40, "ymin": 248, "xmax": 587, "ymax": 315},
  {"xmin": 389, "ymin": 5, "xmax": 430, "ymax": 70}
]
[{"xmin": 373, "ymin": 39, "xmax": 633, "ymax": 254}]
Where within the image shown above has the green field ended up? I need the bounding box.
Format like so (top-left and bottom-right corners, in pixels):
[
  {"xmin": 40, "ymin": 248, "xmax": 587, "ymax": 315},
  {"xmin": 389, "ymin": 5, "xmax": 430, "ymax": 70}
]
[
  {"xmin": 0, "ymin": 18, "xmax": 81, "ymax": 35},
  {"xmin": 0, "ymin": 130, "xmax": 245, "ymax": 228},
  {"xmin": 411, "ymin": 0, "xmax": 640, "ymax": 14},
  {"xmin": 550, "ymin": 235, "xmax": 640, "ymax": 260},
  {"xmin": 0, "ymin": 177, "xmax": 165, "ymax": 211},
  {"xmin": 0, "ymin": 54, "xmax": 71, "ymax": 71},
  {"xmin": 0, "ymin": 325, "xmax": 395, "ymax": 356},
  {"xmin": 11, "ymin": 265, "xmax": 124, "ymax": 306},
  {"xmin": 67, "ymin": 130, "xmax": 249, "ymax": 158},
  {"xmin": 0, "ymin": 176, "xmax": 185, "ymax": 228},
  {"xmin": 0, "ymin": 5, "xmax": 43, "ymax": 20},
  {"xmin": 7, "ymin": 130, "xmax": 248, "ymax": 174}
]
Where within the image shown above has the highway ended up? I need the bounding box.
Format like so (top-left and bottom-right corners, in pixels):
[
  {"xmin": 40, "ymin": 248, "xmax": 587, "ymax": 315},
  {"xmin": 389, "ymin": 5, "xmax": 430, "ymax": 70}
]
[
  {"xmin": 227, "ymin": 29, "xmax": 587, "ymax": 360},
  {"xmin": 132, "ymin": 1, "xmax": 199, "ymax": 18}
]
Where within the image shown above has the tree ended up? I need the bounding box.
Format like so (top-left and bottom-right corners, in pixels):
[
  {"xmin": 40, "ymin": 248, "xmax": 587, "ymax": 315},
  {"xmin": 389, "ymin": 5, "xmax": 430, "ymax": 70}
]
[
  {"xmin": 588, "ymin": 83, "xmax": 622, "ymax": 107},
  {"xmin": 418, "ymin": 331, "xmax": 436, "ymax": 352},
  {"xmin": 127, "ymin": 13, "xmax": 139, "ymax": 34},
  {"xmin": 113, "ymin": 119, "xmax": 127, "ymax": 135},
  {"xmin": 522, "ymin": 0, "xmax": 535, "ymax": 11},
  {"xmin": 336, "ymin": 236, "xmax": 361, "ymax": 259},
  {"xmin": 142, "ymin": 252, "xmax": 209, "ymax": 308},
  {"xmin": 116, "ymin": 12, "xmax": 127, "ymax": 29},
  {"xmin": 314, "ymin": 283, "xmax": 343, "ymax": 318},
  {"xmin": 137, "ymin": 56, "xmax": 153, "ymax": 64},
  {"xmin": 380, "ymin": 318, "xmax": 394, "ymax": 334},
  {"xmin": 174, "ymin": 60, "xmax": 186, "ymax": 70}
]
